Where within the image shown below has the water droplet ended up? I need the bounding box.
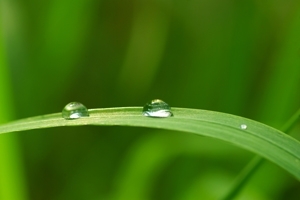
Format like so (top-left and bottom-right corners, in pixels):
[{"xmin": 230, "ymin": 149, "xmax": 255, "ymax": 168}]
[
  {"xmin": 240, "ymin": 124, "xmax": 247, "ymax": 130},
  {"xmin": 62, "ymin": 102, "xmax": 89, "ymax": 120},
  {"xmin": 142, "ymin": 99, "xmax": 173, "ymax": 118}
]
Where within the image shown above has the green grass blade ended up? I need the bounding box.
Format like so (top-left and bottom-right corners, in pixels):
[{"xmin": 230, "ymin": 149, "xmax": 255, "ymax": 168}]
[
  {"xmin": 221, "ymin": 107, "xmax": 300, "ymax": 200},
  {"xmin": 0, "ymin": 9, "xmax": 28, "ymax": 200},
  {"xmin": 0, "ymin": 107, "xmax": 300, "ymax": 181}
]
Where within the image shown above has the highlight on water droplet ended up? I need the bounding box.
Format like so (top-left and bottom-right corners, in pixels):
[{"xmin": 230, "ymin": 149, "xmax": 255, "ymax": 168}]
[
  {"xmin": 62, "ymin": 102, "xmax": 89, "ymax": 120},
  {"xmin": 142, "ymin": 99, "xmax": 173, "ymax": 118},
  {"xmin": 240, "ymin": 124, "xmax": 247, "ymax": 130}
]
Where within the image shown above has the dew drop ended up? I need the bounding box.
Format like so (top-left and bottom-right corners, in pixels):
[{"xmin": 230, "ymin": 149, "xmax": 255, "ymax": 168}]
[
  {"xmin": 62, "ymin": 102, "xmax": 89, "ymax": 120},
  {"xmin": 142, "ymin": 99, "xmax": 173, "ymax": 118},
  {"xmin": 240, "ymin": 124, "xmax": 247, "ymax": 130}
]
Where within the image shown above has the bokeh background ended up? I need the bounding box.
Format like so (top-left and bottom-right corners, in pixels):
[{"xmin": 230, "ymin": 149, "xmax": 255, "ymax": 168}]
[{"xmin": 0, "ymin": 0, "xmax": 300, "ymax": 199}]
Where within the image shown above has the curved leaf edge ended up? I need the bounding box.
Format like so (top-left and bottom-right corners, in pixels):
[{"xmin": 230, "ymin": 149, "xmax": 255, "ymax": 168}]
[{"xmin": 0, "ymin": 107, "xmax": 299, "ymax": 180}]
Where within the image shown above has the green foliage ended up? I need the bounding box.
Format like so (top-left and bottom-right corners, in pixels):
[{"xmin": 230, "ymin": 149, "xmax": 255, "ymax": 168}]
[
  {"xmin": 1, "ymin": 0, "xmax": 300, "ymax": 199},
  {"xmin": 0, "ymin": 16, "xmax": 28, "ymax": 200},
  {"xmin": 0, "ymin": 107, "xmax": 300, "ymax": 182}
]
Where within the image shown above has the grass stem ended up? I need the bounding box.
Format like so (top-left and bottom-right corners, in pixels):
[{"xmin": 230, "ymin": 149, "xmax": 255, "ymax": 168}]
[
  {"xmin": 221, "ymin": 107, "xmax": 300, "ymax": 200},
  {"xmin": 0, "ymin": 14, "xmax": 28, "ymax": 200}
]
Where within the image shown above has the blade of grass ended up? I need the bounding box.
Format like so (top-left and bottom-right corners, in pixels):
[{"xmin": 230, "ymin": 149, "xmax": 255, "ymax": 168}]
[
  {"xmin": 117, "ymin": 0, "xmax": 171, "ymax": 98},
  {"xmin": 0, "ymin": 9, "xmax": 28, "ymax": 200},
  {"xmin": 220, "ymin": 4, "xmax": 300, "ymax": 199},
  {"xmin": 257, "ymin": 3, "xmax": 300, "ymax": 125},
  {"xmin": 0, "ymin": 107, "xmax": 299, "ymax": 181},
  {"xmin": 221, "ymin": 107, "xmax": 300, "ymax": 200}
]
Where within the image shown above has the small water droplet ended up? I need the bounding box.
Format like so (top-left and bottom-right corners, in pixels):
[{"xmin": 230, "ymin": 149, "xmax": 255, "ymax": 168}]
[
  {"xmin": 240, "ymin": 124, "xmax": 247, "ymax": 130},
  {"xmin": 142, "ymin": 99, "xmax": 173, "ymax": 118},
  {"xmin": 62, "ymin": 102, "xmax": 89, "ymax": 120}
]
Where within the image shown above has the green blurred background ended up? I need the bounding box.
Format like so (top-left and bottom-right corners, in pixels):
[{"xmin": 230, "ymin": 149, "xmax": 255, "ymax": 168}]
[{"xmin": 0, "ymin": 0, "xmax": 300, "ymax": 199}]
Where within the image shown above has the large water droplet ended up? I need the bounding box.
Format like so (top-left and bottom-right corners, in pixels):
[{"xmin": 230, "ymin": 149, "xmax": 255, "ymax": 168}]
[
  {"xmin": 62, "ymin": 102, "xmax": 89, "ymax": 120},
  {"xmin": 240, "ymin": 124, "xmax": 247, "ymax": 130},
  {"xmin": 142, "ymin": 99, "xmax": 173, "ymax": 118}
]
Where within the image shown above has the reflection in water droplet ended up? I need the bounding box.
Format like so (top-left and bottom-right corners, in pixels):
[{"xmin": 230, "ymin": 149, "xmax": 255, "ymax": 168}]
[
  {"xmin": 62, "ymin": 102, "xmax": 89, "ymax": 120},
  {"xmin": 142, "ymin": 99, "xmax": 173, "ymax": 118},
  {"xmin": 240, "ymin": 124, "xmax": 247, "ymax": 130}
]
